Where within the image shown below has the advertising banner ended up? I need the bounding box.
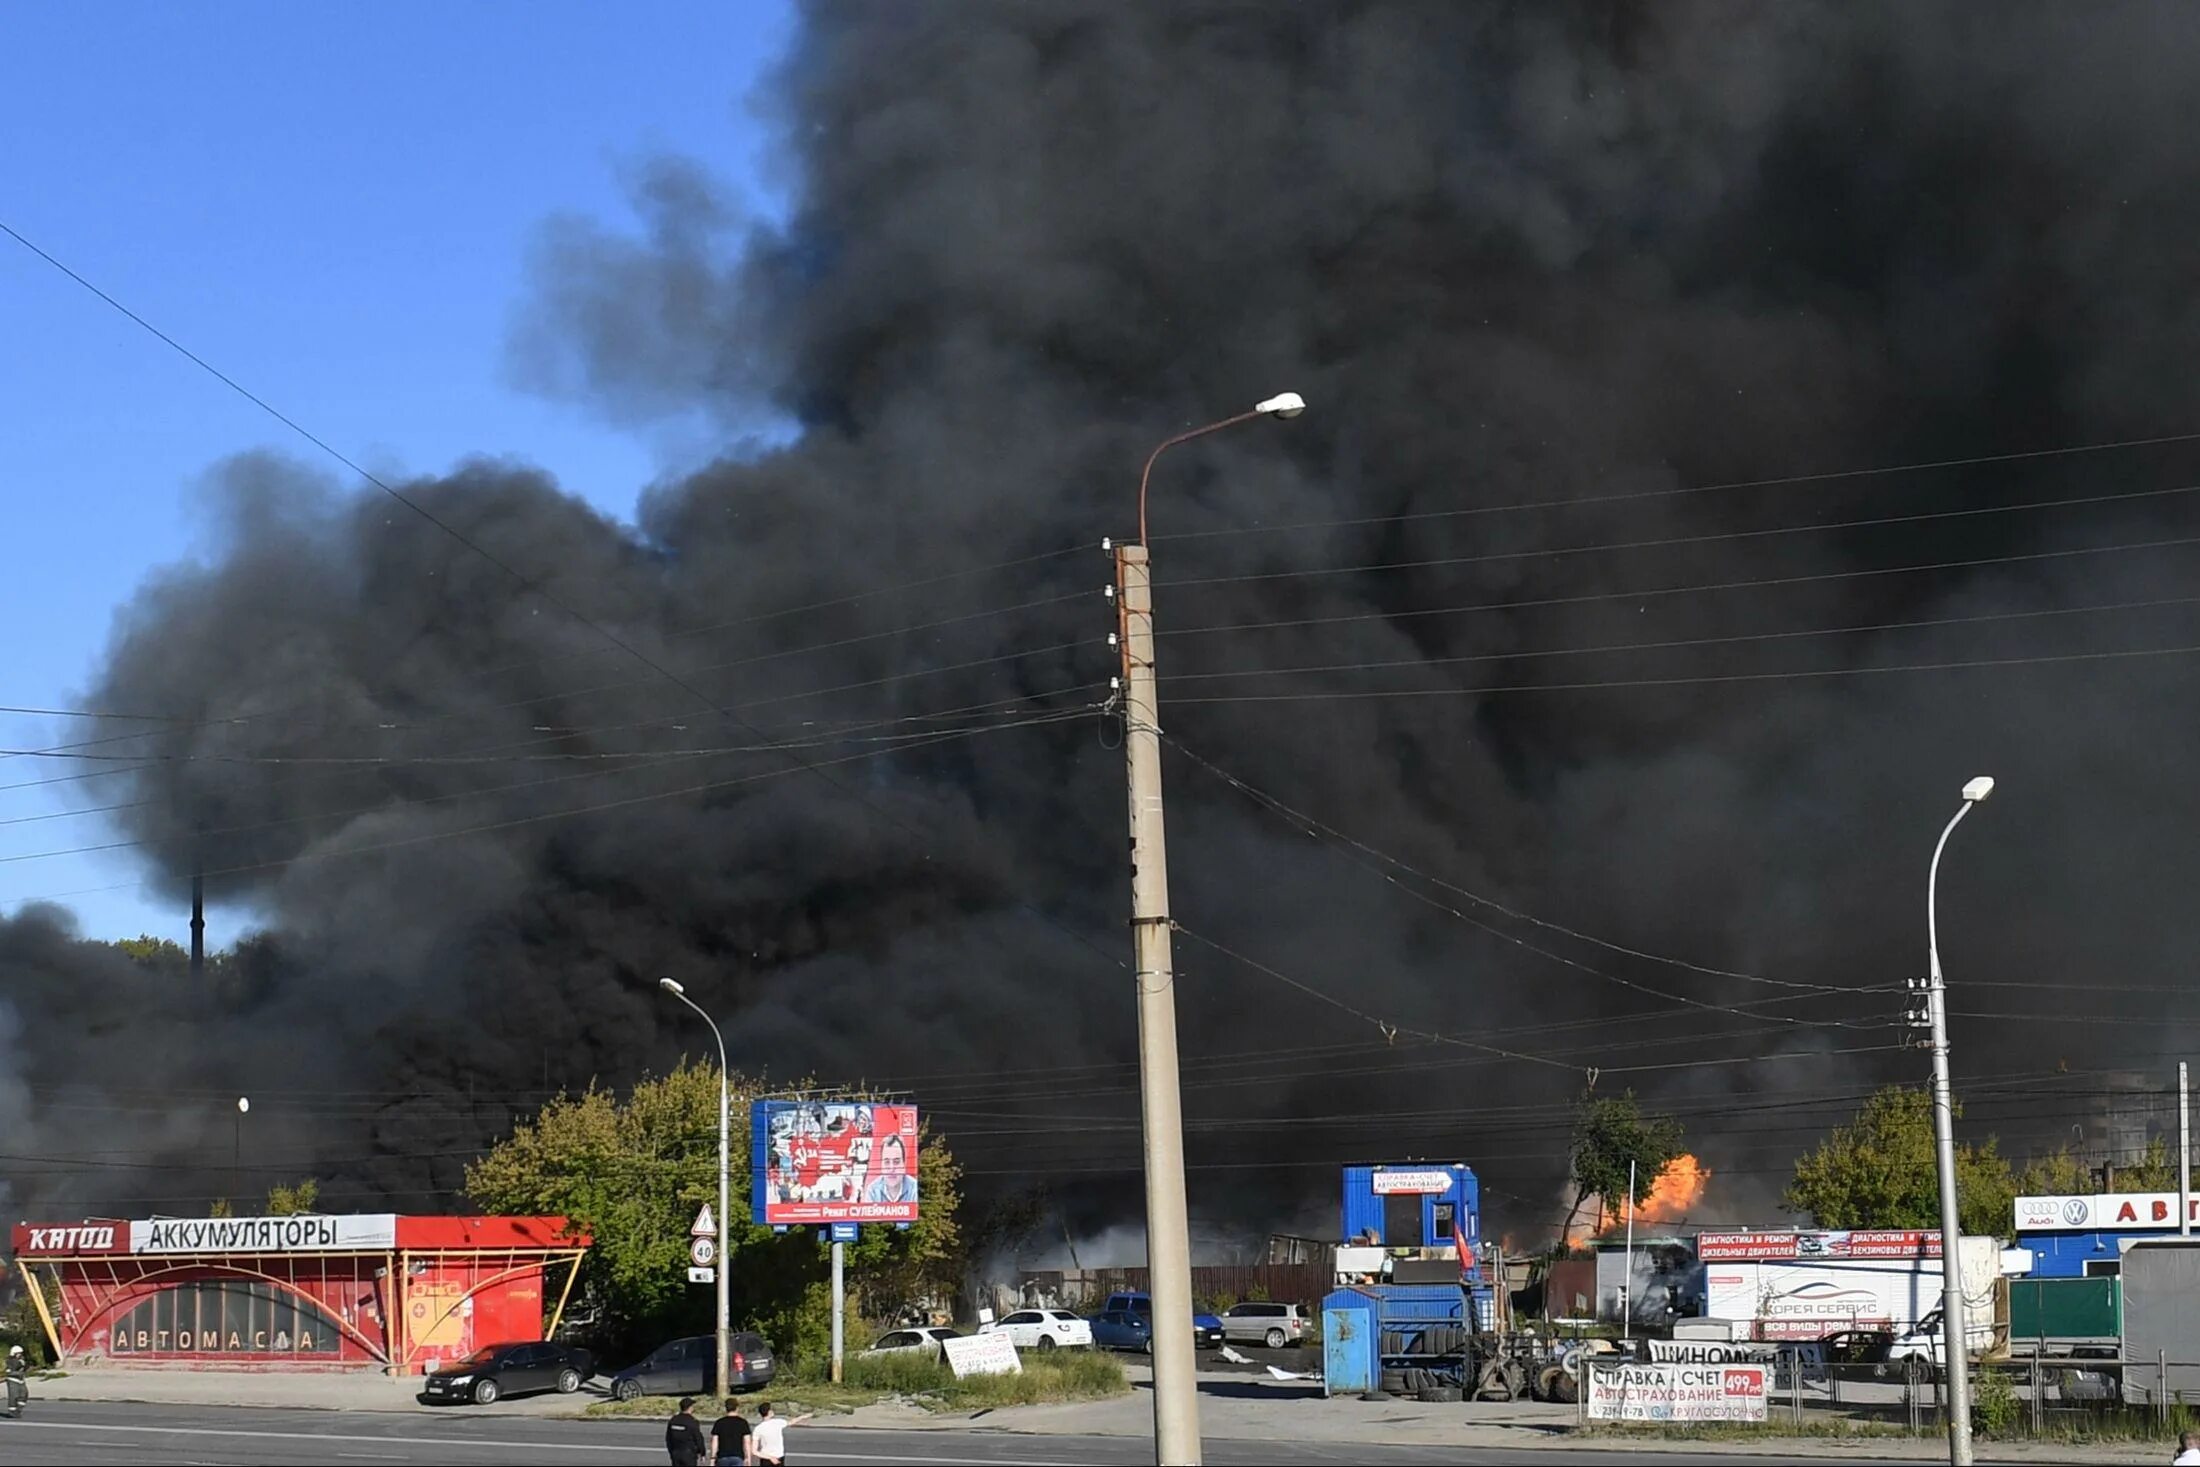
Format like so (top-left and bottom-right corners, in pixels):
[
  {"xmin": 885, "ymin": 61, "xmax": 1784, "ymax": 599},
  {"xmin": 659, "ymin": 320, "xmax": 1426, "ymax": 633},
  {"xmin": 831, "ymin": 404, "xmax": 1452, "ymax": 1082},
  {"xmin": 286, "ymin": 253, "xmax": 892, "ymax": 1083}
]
[
  {"xmin": 130, "ymin": 1215, "xmax": 398, "ymax": 1254},
  {"xmin": 2014, "ymin": 1193, "xmax": 2200, "ymax": 1233},
  {"xmin": 941, "ymin": 1333, "xmax": 1021, "ymax": 1378},
  {"xmin": 1696, "ymin": 1229, "xmax": 1940, "ymax": 1261},
  {"xmin": 752, "ymin": 1100, "xmax": 921, "ymax": 1225},
  {"xmin": 1370, "ymin": 1168, "xmax": 1457, "ymax": 1195},
  {"xmin": 1586, "ymin": 1361, "xmax": 1769, "ymax": 1422}
]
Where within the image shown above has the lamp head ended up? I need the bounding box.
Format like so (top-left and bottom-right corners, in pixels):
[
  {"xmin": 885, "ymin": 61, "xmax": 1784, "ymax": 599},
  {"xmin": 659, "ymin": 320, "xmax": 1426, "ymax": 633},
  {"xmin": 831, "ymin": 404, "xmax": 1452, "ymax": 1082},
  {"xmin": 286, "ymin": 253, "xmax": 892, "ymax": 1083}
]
[
  {"xmin": 658, "ymin": 977, "xmax": 685, "ymax": 995},
  {"xmin": 236, "ymin": 1097, "xmax": 250, "ymax": 1114},
  {"xmin": 1962, "ymin": 776, "xmax": 1995, "ymax": 803},
  {"xmin": 1254, "ymin": 391, "xmax": 1306, "ymax": 420}
]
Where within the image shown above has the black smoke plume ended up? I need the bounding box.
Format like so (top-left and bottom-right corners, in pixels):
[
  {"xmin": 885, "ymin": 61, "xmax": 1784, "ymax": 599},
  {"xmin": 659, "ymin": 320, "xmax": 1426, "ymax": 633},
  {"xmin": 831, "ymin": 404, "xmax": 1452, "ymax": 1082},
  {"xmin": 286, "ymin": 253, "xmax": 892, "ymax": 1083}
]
[{"xmin": 10, "ymin": 1, "xmax": 2200, "ymax": 1242}]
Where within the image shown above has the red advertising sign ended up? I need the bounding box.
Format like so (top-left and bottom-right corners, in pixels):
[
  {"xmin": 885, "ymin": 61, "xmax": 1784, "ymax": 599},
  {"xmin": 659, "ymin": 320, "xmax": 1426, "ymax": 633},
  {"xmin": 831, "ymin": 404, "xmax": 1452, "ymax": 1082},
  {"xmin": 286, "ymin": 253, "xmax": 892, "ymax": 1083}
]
[
  {"xmin": 752, "ymin": 1101, "xmax": 921, "ymax": 1226},
  {"xmin": 11, "ymin": 1221, "xmax": 129, "ymax": 1256},
  {"xmin": 1694, "ymin": 1229, "xmax": 1940, "ymax": 1262}
]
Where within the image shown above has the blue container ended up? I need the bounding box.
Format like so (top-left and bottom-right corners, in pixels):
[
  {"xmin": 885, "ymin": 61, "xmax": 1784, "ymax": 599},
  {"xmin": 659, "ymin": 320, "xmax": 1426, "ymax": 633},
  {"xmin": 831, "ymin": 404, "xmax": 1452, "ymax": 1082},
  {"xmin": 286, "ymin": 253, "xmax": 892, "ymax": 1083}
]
[
  {"xmin": 1322, "ymin": 1305, "xmax": 1373, "ymax": 1396},
  {"xmin": 1340, "ymin": 1164, "xmax": 1480, "ymax": 1260}
]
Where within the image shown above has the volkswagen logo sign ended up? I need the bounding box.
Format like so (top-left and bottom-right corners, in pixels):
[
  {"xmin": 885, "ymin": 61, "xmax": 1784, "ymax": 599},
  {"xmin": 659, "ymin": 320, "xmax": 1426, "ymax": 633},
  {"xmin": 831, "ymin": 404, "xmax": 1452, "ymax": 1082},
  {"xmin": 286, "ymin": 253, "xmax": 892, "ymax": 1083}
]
[{"xmin": 2063, "ymin": 1198, "xmax": 2090, "ymax": 1226}]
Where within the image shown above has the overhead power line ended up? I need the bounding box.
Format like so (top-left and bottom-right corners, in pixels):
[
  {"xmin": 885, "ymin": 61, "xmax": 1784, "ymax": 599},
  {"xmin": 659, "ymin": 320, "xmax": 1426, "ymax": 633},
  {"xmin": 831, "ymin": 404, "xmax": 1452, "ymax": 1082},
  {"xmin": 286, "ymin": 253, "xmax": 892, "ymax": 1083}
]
[
  {"xmin": 1168, "ymin": 639, "xmax": 2200, "ymax": 705},
  {"xmin": 1155, "ymin": 481, "xmax": 2200, "ymax": 590},
  {"xmin": 0, "ymin": 218, "xmax": 1129, "ymax": 972},
  {"xmin": 1151, "ymin": 429, "xmax": 2200, "ymax": 544},
  {"xmin": 1160, "ymin": 530, "xmax": 2200, "ymax": 643}
]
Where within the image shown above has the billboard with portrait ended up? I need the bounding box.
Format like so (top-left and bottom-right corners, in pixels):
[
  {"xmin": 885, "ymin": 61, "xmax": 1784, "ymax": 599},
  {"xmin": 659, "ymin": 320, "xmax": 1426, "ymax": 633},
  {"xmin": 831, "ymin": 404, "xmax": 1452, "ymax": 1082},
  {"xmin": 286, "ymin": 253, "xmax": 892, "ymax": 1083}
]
[{"xmin": 751, "ymin": 1100, "xmax": 921, "ymax": 1225}]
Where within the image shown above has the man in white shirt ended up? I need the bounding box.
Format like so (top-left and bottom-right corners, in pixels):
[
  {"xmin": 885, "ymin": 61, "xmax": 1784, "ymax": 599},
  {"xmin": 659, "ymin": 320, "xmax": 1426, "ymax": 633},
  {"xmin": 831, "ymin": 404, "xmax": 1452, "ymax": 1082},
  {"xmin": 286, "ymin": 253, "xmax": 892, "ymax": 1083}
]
[
  {"xmin": 2173, "ymin": 1429, "xmax": 2200, "ymax": 1465},
  {"xmin": 748, "ymin": 1400, "xmax": 811, "ymax": 1465}
]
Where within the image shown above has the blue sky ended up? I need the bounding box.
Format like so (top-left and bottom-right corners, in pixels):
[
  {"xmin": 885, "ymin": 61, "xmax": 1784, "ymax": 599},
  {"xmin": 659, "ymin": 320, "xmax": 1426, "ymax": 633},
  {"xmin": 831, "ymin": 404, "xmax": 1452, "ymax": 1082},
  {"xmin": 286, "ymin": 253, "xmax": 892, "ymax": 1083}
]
[{"xmin": 0, "ymin": 1, "xmax": 792, "ymax": 944}]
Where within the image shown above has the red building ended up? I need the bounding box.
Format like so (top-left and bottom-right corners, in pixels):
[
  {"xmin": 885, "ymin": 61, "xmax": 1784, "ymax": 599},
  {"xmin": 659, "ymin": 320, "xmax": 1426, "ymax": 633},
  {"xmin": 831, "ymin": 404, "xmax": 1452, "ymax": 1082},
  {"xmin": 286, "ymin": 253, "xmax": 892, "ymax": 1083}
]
[{"xmin": 9, "ymin": 1214, "xmax": 588, "ymax": 1374}]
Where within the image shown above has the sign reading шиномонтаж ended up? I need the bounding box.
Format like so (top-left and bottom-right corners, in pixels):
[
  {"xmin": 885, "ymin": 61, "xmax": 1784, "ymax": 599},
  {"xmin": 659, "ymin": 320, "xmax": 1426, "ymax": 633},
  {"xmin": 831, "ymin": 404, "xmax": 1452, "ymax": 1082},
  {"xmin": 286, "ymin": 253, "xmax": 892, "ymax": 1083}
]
[{"xmin": 1586, "ymin": 1361, "xmax": 1769, "ymax": 1423}]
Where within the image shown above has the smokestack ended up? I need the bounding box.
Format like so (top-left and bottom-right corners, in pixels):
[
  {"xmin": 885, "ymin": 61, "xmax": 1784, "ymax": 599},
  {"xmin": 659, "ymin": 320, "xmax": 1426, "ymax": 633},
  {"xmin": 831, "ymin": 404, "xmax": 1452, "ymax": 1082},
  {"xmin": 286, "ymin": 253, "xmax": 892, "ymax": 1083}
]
[{"xmin": 190, "ymin": 871, "xmax": 204, "ymax": 977}]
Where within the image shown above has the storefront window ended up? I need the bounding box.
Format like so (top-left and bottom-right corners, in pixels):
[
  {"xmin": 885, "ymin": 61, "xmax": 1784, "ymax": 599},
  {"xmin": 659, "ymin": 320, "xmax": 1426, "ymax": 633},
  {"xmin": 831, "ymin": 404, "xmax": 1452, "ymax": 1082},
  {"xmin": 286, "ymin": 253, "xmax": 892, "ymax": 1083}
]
[{"xmin": 110, "ymin": 1281, "xmax": 341, "ymax": 1356}]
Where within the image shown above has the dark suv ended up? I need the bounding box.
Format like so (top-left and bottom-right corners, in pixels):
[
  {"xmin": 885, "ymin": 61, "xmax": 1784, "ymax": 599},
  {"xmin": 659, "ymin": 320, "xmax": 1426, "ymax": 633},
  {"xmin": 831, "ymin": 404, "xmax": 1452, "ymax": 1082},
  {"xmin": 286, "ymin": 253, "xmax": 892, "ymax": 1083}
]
[{"xmin": 608, "ymin": 1332, "xmax": 776, "ymax": 1401}]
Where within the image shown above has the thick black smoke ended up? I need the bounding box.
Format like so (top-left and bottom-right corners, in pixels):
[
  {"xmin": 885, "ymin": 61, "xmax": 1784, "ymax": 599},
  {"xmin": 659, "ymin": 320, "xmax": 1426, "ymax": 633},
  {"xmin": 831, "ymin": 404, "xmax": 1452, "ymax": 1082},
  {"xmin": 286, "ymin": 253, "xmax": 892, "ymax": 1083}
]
[{"xmin": 11, "ymin": 1, "xmax": 2200, "ymax": 1242}]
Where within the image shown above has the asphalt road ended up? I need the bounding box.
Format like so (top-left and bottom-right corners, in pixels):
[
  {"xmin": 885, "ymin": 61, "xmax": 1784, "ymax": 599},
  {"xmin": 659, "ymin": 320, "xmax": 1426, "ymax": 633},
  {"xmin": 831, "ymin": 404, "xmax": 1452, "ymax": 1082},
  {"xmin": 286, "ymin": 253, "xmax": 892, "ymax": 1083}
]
[{"xmin": 0, "ymin": 1401, "xmax": 1944, "ymax": 1466}]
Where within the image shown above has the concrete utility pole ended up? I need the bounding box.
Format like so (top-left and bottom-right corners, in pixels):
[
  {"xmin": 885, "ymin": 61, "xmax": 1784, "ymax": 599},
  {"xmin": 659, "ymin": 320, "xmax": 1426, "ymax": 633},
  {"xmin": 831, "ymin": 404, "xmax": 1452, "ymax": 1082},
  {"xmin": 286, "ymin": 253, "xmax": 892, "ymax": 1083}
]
[
  {"xmin": 830, "ymin": 1237, "xmax": 846, "ymax": 1382},
  {"xmin": 1115, "ymin": 392, "xmax": 1303, "ymax": 1467},
  {"xmin": 2180, "ymin": 1062, "xmax": 2191, "ymax": 1239},
  {"xmin": 1925, "ymin": 775, "xmax": 1992, "ymax": 1467}
]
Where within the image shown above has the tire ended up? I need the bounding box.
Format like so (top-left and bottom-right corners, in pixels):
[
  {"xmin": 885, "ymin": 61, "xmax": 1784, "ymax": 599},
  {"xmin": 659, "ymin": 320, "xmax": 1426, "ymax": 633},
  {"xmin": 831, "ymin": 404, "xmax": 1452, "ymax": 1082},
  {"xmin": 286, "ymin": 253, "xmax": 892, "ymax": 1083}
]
[
  {"xmin": 556, "ymin": 1368, "xmax": 580, "ymax": 1394},
  {"xmin": 613, "ymin": 1377, "xmax": 642, "ymax": 1402},
  {"xmin": 1264, "ymin": 1328, "xmax": 1287, "ymax": 1349},
  {"xmin": 1419, "ymin": 1385, "xmax": 1463, "ymax": 1403},
  {"xmin": 1038, "ymin": 1335, "xmax": 1058, "ymax": 1353},
  {"xmin": 1142, "ymin": 1337, "xmax": 1154, "ymax": 1355},
  {"xmin": 1379, "ymin": 1368, "xmax": 1408, "ymax": 1395},
  {"xmin": 472, "ymin": 1378, "xmax": 500, "ymax": 1405},
  {"xmin": 1552, "ymin": 1371, "xmax": 1578, "ymax": 1405}
]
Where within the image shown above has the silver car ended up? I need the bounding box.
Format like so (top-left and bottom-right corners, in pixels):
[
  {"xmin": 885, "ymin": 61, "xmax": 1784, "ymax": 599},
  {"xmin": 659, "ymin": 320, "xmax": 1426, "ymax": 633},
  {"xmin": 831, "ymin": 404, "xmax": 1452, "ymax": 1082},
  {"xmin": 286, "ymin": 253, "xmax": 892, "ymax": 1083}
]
[{"xmin": 1219, "ymin": 1301, "xmax": 1309, "ymax": 1348}]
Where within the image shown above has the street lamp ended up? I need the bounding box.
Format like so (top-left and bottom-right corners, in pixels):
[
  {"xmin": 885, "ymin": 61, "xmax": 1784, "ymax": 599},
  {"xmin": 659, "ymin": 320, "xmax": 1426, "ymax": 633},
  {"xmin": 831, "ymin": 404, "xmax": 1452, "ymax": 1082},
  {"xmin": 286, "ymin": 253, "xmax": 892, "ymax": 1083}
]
[
  {"xmin": 1118, "ymin": 392, "xmax": 1305, "ymax": 1467},
  {"xmin": 659, "ymin": 977, "xmax": 731, "ymax": 1403},
  {"xmin": 1926, "ymin": 775, "xmax": 1992, "ymax": 1467},
  {"xmin": 234, "ymin": 1097, "xmax": 249, "ymax": 1211}
]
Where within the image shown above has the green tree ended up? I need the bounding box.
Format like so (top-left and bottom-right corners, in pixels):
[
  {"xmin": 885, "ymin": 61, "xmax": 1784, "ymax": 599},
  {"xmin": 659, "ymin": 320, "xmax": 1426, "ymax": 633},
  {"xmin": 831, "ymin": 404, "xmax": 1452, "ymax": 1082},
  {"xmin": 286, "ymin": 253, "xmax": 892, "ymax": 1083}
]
[
  {"xmin": 110, "ymin": 935, "xmax": 189, "ymax": 970},
  {"xmin": 464, "ymin": 1063, "xmax": 961, "ymax": 1363},
  {"xmin": 1785, "ymin": 1085, "xmax": 2015, "ymax": 1238},
  {"xmin": 1566, "ymin": 1088, "xmax": 1682, "ymax": 1234},
  {"xmin": 266, "ymin": 1178, "xmax": 321, "ymax": 1215}
]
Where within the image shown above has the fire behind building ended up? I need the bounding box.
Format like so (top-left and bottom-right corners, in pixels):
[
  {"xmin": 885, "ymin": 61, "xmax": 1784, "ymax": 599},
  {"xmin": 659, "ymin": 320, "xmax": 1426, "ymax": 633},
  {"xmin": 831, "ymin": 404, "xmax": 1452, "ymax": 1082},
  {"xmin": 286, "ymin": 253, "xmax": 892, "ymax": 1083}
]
[{"xmin": 10, "ymin": 1213, "xmax": 586, "ymax": 1373}]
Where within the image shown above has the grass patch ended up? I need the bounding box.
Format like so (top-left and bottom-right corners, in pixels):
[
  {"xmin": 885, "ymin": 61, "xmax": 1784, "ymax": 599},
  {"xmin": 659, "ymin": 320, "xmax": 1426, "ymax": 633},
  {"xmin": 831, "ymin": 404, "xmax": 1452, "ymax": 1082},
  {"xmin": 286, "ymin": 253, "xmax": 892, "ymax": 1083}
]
[{"xmin": 580, "ymin": 1349, "xmax": 1129, "ymax": 1420}]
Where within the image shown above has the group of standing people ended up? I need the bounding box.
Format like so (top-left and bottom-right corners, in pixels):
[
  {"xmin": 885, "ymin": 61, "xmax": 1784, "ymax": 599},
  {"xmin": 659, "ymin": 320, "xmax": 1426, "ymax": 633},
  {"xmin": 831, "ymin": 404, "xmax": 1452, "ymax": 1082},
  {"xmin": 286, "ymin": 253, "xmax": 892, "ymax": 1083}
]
[{"xmin": 666, "ymin": 1395, "xmax": 808, "ymax": 1466}]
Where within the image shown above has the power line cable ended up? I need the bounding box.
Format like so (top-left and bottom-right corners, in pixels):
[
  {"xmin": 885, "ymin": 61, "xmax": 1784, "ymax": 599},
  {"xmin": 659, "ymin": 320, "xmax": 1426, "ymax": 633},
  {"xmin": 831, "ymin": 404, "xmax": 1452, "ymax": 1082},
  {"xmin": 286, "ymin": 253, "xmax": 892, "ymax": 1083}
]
[
  {"xmin": 1155, "ymin": 481, "xmax": 2200, "ymax": 590},
  {"xmin": 1150, "ymin": 430, "xmax": 2200, "ymax": 545},
  {"xmin": 1165, "ymin": 734, "xmax": 1851, "ymax": 995},
  {"xmin": 1159, "ymin": 531, "xmax": 2200, "ymax": 643},
  {"xmin": 1167, "ymin": 594, "xmax": 2200, "ymax": 686},
  {"xmin": 1168, "ymin": 639, "xmax": 2200, "ymax": 706},
  {"xmin": 0, "ymin": 218, "xmax": 1128, "ymax": 973}
]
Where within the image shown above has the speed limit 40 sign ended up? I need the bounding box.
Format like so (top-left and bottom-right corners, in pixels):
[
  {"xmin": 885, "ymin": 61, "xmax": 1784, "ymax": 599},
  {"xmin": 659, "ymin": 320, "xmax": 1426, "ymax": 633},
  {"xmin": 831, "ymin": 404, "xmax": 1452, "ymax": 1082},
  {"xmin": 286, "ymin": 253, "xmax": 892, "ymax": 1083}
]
[{"xmin": 690, "ymin": 1236, "xmax": 717, "ymax": 1268}]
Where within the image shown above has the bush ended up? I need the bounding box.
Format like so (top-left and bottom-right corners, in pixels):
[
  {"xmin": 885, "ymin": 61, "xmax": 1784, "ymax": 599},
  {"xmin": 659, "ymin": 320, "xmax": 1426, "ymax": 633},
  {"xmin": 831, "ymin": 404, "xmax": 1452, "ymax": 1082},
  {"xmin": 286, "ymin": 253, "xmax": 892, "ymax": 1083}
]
[
  {"xmin": 845, "ymin": 1348, "xmax": 1126, "ymax": 1409},
  {"xmin": 1972, "ymin": 1365, "xmax": 2021, "ymax": 1437}
]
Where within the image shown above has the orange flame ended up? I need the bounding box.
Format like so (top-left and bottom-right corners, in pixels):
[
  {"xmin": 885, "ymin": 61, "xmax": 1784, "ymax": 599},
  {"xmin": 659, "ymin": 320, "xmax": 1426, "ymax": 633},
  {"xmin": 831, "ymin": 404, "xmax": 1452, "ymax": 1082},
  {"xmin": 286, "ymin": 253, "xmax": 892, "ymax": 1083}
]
[{"xmin": 1621, "ymin": 1154, "xmax": 1709, "ymax": 1226}]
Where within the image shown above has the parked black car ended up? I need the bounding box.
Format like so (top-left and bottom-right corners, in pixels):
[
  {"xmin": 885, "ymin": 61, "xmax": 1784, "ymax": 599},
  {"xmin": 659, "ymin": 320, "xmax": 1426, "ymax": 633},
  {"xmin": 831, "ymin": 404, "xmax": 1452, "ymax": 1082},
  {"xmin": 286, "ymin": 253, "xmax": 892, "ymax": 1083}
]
[
  {"xmin": 608, "ymin": 1332, "xmax": 776, "ymax": 1402},
  {"xmin": 420, "ymin": 1340, "xmax": 595, "ymax": 1405}
]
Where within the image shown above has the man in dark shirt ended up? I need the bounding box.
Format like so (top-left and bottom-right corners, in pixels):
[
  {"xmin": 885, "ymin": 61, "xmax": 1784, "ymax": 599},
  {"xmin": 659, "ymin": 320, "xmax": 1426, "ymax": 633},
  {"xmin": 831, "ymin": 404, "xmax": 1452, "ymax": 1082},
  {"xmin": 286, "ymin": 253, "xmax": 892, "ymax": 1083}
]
[
  {"xmin": 665, "ymin": 1397, "xmax": 707, "ymax": 1466},
  {"xmin": 709, "ymin": 1397, "xmax": 752, "ymax": 1465}
]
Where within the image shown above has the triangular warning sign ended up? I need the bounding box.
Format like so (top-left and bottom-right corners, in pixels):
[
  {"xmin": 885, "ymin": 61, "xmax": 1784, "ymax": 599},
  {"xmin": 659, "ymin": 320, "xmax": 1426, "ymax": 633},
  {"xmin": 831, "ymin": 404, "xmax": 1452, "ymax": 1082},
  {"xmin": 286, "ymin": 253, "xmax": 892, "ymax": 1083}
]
[{"xmin": 691, "ymin": 1204, "xmax": 716, "ymax": 1238}]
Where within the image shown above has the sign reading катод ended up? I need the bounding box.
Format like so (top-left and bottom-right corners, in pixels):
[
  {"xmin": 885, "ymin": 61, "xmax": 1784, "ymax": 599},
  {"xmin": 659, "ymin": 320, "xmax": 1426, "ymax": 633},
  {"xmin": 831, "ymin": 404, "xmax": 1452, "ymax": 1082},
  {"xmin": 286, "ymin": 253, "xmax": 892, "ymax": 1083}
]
[{"xmin": 1586, "ymin": 1361, "xmax": 1769, "ymax": 1423}]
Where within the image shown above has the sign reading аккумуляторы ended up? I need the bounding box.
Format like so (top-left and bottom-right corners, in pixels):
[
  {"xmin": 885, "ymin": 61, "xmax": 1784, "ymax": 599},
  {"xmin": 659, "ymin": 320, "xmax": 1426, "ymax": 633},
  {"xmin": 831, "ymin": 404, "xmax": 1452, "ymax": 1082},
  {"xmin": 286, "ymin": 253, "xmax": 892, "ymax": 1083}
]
[
  {"xmin": 132, "ymin": 1215, "xmax": 398, "ymax": 1254},
  {"xmin": 1586, "ymin": 1362, "xmax": 1769, "ymax": 1423}
]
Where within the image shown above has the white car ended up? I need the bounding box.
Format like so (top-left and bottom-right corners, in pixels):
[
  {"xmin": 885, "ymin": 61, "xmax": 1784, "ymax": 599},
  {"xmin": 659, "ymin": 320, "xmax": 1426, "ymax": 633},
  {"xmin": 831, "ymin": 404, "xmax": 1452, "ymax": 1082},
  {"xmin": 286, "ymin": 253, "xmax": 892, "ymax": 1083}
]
[
  {"xmin": 862, "ymin": 1326, "xmax": 961, "ymax": 1358},
  {"xmin": 981, "ymin": 1309, "xmax": 1093, "ymax": 1351}
]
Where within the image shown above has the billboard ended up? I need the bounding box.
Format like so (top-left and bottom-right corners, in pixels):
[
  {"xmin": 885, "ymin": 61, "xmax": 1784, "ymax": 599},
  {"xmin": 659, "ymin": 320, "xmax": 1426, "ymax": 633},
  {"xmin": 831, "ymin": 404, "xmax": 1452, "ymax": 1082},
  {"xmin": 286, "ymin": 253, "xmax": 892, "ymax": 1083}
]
[{"xmin": 751, "ymin": 1100, "xmax": 920, "ymax": 1225}]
